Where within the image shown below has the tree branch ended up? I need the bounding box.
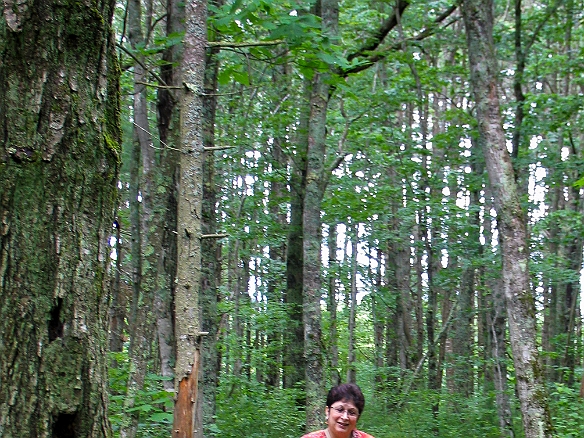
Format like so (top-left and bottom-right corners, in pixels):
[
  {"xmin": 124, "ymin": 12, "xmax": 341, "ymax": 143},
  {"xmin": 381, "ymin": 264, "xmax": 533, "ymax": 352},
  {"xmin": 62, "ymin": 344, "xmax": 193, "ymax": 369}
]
[
  {"xmin": 117, "ymin": 43, "xmax": 169, "ymax": 87},
  {"xmin": 204, "ymin": 146, "xmax": 237, "ymax": 151},
  {"xmin": 396, "ymin": 297, "xmax": 459, "ymax": 409},
  {"xmin": 207, "ymin": 40, "xmax": 284, "ymax": 48},
  {"xmin": 343, "ymin": 2, "xmax": 459, "ymax": 76},
  {"xmin": 346, "ymin": 0, "xmax": 411, "ymax": 63},
  {"xmin": 136, "ymin": 81, "xmax": 182, "ymax": 89},
  {"xmin": 201, "ymin": 233, "xmax": 228, "ymax": 239},
  {"xmin": 524, "ymin": 0, "xmax": 564, "ymax": 55}
]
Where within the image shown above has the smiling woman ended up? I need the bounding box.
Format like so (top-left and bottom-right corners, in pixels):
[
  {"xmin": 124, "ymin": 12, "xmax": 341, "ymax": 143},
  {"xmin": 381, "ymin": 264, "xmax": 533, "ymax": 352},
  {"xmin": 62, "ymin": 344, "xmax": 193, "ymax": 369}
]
[{"xmin": 301, "ymin": 384, "xmax": 375, "ymax": 438}]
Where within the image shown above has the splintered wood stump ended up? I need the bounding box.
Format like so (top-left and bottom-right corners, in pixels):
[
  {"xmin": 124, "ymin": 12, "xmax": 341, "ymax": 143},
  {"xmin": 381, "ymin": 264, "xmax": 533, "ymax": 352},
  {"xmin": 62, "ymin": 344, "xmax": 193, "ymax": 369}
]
[{"xmin": 173, "ymin": 349, "xmax": 200, "ymax": 438}]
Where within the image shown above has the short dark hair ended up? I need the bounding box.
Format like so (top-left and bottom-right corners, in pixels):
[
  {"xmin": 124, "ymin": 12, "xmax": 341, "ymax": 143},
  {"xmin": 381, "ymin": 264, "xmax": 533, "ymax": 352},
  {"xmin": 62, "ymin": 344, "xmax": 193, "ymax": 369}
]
[{"xmin": 326, "ymin": 383, "xmax": 365, "ymax": 414}]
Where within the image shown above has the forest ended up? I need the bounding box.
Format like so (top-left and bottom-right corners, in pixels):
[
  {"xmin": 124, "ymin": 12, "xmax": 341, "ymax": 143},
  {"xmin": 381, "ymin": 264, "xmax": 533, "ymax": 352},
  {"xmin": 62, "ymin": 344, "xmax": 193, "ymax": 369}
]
[{"xmin": 1, "ymin": 0, "xmax": 584, "ymax": 437}]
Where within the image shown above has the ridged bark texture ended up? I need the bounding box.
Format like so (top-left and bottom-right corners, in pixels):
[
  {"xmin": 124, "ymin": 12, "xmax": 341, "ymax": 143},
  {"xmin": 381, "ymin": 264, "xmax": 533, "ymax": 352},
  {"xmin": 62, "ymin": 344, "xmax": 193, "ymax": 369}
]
[
  {"xmin": 460, "ymin": 1, "xmax": 553, "ymax": 436},
  {"xmin": 0, "ymin": 0, "xmax": 120, "ymax": 436}
]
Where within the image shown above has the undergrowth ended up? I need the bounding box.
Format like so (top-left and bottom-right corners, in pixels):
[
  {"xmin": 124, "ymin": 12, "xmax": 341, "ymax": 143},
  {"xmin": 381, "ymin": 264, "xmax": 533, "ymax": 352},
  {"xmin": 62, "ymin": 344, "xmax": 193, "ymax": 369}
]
[{"xmin": 108, "ymin": 357, "xmax": 584, "ymax": 437}]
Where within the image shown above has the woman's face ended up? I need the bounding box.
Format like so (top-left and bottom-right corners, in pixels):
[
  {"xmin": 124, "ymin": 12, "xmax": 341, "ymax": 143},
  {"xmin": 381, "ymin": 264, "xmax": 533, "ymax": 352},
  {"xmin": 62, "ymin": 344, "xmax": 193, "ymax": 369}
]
[{"xmin": 325, "ymin": 399, "xmax": 359, "ymax": 438}]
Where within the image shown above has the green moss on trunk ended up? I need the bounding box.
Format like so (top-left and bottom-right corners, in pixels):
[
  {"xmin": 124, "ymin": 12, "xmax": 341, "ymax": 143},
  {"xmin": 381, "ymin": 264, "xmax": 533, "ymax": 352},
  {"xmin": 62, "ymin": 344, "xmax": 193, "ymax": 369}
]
[{"xmin": 0, "ymin": 1, "xmax": 120, "ymax": 436}]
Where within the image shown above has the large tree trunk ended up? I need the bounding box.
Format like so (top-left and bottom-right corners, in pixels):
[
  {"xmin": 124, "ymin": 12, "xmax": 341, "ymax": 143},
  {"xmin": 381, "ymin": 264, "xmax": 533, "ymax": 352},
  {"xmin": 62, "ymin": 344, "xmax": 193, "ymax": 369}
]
[
  {"xmin": 0, "ymin": 0, "xmax": 120, "ymax": 436},
  {"xmin": 302, "ymin": 0, "xmax": 339, "ymax": 419},
  {"xmin": 172, "ymin": 0, "xmax": 207, "ymax": 435},
  {"xmin": 302, "ymin": 75, "xmax": 326, "ymax": 422},
  {"xmin": 460, "ymin": 1, "xmax": 553, "ymax": 436},
  {"xmin": 481, "ymin": 161, "xmax": 514, "ymax": 437}
]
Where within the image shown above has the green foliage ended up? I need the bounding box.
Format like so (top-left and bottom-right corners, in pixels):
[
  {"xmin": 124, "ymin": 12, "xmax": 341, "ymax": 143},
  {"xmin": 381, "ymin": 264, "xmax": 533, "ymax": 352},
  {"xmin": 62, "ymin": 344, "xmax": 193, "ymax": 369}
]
[
  {"xmin": 362, "ymin": 390, "xmax": 505, "ymax": 438},
  {"xmin": 109, "ymin": 352, "xmax": 174, "ymax": 438},
  {"xmin": 215, "ymin": 377, "xmax": 305, "ymax": 438},
  {"xmin": 108, "ymin": 0, "xmax": 584, "ymax": 437},
  {"xmin": 549, "ymin": 382, "xmax": 584, "ymax": 438}
]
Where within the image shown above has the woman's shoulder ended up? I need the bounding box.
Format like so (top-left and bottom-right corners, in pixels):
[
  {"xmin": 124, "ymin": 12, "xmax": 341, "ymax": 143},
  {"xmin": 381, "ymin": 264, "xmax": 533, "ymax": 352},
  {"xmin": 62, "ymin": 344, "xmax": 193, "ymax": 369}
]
[
  {"xmin": 300, "ymin": 429, "xmax": 374, "ymax": 438},
  {"xmin": 354, "ymin": 430, "xmax": 375, "ymax": 438},
  {"xmin": 300, "ymin": 431, "xmax": 326, "ymax": 438}
]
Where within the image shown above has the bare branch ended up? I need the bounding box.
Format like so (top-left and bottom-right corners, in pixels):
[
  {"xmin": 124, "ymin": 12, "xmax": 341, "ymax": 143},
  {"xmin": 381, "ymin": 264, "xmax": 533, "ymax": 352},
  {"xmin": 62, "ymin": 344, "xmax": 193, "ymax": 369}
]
[
  {"xmin": 201, "ymin": 233, "xmax": 229, "ymax": 239},
  {"xmin": 207, "ymin": 40, "xmax": 284, "ymax": 48},
  {"xmin": 116, "ymin": 43, "xmax": 169, "ymax": 87},
  {"xmin": 396, "ymin": 297, "xmax": 459, "ymax": 409},
  {"xmin": 204, "ymin": 146, "xmax": 237, "ymax": 151},
  {"xmin": 136, "ymin": 81, "xmax": 182, "ymax": 89}
]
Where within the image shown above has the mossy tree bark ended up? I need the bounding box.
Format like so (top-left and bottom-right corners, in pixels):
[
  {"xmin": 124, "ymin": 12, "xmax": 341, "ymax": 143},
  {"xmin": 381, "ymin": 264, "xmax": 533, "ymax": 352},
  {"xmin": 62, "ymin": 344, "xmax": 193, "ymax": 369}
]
[
  {"xmin": 0, "ymin": 0, "xmax": 120, "ymax": 436},
  {"xmin": 460, "ymin": 1, "xmax": 553, "ymax": 436}
]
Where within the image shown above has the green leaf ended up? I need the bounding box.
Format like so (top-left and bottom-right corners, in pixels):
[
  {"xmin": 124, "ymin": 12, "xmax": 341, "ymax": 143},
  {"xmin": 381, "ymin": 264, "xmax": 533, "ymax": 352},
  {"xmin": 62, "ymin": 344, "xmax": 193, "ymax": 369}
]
[
  {"xmin": 149, "ymin": 412, "xmax": 173, "ymax": 423},
  {"xmin": 218, "ymin": 68, "xmax": 232, "ymax": 86},
  {"xmin": 233, "ymin": 70, "xmax": 250, "ymax": 86}
]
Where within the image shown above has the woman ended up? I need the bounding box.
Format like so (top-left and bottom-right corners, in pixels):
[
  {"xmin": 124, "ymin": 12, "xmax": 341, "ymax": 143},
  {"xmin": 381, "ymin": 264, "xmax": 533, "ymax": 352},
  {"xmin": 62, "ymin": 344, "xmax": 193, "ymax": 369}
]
[{"xmin": 301, "ymin": 383, "xmax": 375, "ymax": 438}]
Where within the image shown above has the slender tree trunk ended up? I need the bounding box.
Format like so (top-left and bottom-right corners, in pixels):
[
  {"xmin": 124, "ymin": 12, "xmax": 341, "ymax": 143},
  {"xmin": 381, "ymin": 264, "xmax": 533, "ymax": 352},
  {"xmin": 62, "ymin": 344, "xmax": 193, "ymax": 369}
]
[
  {"xmin": 0, "ymin": 0, "xmax": 120, "ymax": 435},
  {"xmin": 423, "ymin": 217, "xmax": 440, "ymax": 420},
  {"xmin": 195, "ymin": 18, "xmax": 221, "ymax": 437},
  {"xmin": 121, "ymin": 2, "xmax": 156, "ymax": 435},
  {"xmin": 372, "ymin": 248, "xmax": 385, "ymax": 393},
  {"xmin": 384, "ymin": 244, "xmax": 399, "ymax": 382},
  {"xmin": 232, "ymin": 237, "xmax": 243, "ymax": 377},
  {"xmin": 461, "ymin": 1, "xmax": 552, "ymax": 435},
  {"xmin": 542, "ymin": 183, "xmax": 561, "ymax": 380},
  {"xmin": 328, "ymin": 224, "xmax": 341, "ymax": 386},
  {"xmin": 265, "ymin": 139, "xmax": 286, "ymax": 386},
  {"xmin": 347, "ymin": 224, "xmax": 358, "ymax": 384},
  {"xmin": 109, "ymin": 220, "xmax": 127, "ymax": 356},
  {"xmin": 556, "ymin": 1, "xmax": 580, "ymax": 385},
  {"xmin": 413, "ymin": 244, "xmax": 425, "ymax": 367},
  {"xmin": 283, "ymin": 92, "xmax": 306, "ymax": 390},
  {"xmin": 451, "ymin": 184, "xmax": 479, "ymax": 398},
  {"xmin": 155, "ymin": 0, "xmax": 183, "ymax": 396},
  {"xmin": 385, "ymin": 161, "xmax": 407, "ymax": 382},
  {"xmin": 265, "ymin": 64, "xmax": 290, "ymax": 387},
  {"xmin": 241, "ymin": 243, "xmax": 252, "ymax": 381},
  {"xmin": 172, "ymin": 0, "xmax": 207, "ymax": 435}
]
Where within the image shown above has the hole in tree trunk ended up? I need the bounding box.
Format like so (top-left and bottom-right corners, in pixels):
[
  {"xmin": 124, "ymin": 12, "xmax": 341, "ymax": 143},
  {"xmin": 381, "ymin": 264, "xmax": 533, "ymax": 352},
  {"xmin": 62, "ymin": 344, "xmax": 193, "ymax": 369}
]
[
  {"xmin": 52, "ymin": 412, "xmax": 79, "ymax": 438},
  {"xmin": 48, "ymin": 298, "xmax": 64, "ymax": 342}
]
